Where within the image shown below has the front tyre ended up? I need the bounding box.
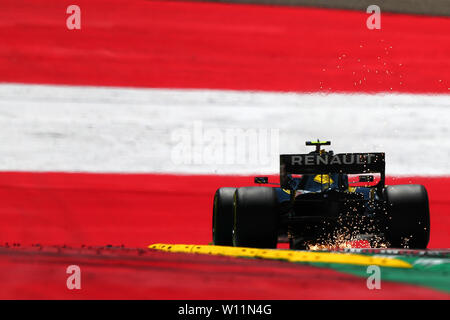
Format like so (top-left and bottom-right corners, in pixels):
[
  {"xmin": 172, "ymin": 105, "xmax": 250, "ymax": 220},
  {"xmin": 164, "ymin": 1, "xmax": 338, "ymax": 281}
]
[
  {"xmin": 233, "ymin": 187, "xmax": 279, "ymax": 248},
  {"xmin": 383, "ymin": 184, "xmax": 430, "ymax": 249}
]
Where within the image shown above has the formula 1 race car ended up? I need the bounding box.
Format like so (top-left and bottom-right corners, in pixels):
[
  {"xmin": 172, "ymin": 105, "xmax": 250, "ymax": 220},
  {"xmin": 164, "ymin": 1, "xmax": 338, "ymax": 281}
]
[{"xmin": 212, "ymin": 140, "xmax": 430, "ymax": 250}]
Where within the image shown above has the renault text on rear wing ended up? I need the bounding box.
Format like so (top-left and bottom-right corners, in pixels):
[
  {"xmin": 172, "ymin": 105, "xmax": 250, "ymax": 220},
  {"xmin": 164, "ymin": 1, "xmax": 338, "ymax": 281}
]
[{"xmin": 280, "ymin": 153, "xmax": 385, "ymax": 189}]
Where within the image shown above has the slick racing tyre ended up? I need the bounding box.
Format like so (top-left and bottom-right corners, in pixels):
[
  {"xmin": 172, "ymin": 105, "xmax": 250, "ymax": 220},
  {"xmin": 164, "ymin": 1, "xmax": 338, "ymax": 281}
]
[
  {"xmin": 383, "ymin": 184, "xmax": 430, "ymax": 249},
  {"xmin": 212, "ymin": 187, "xmax": 237, "ymax": 246},
  {"xmin": 233, "ymin": 187, "xmax": 279, "ymax": 248}
]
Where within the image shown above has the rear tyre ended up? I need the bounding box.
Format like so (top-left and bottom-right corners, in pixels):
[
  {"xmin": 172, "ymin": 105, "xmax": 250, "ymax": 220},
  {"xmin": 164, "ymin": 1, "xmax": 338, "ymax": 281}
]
[
  {"xmin": 212, "ymin": 187, "xmax": 236, "ymax": 246},
  {"xmin": 383, "ymin": 185, "xmax": 430, "ymax": 249},
  {"xmin": 233, "ymin": 187, "xmax": 279, "ymax": 248}
]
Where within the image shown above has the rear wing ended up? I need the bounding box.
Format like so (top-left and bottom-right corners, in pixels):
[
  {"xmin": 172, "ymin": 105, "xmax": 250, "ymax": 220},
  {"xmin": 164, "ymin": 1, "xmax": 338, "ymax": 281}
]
[{"xmin": 280, "ymin": 153, "xmax": 385, "ymax": 189}]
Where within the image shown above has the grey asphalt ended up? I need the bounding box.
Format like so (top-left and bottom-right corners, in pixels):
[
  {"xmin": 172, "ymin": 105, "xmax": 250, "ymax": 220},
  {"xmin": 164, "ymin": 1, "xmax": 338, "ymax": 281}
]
[{"xmin": 184, "ymin": 0, "xmax": 450, "ymax": 16}]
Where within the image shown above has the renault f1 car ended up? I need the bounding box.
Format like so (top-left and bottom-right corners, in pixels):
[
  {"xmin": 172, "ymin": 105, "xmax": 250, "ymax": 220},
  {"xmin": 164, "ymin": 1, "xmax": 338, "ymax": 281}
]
[{"xmin": 212, "ymin": 140, "xmax": 430, "ymax": 249}]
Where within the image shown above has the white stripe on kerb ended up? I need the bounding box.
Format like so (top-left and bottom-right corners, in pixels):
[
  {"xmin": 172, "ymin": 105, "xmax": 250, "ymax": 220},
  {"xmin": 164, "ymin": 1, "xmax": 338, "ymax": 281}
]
[{"xmin": 0, "ymin": 83, "xmax": 448, "ymax": 175}]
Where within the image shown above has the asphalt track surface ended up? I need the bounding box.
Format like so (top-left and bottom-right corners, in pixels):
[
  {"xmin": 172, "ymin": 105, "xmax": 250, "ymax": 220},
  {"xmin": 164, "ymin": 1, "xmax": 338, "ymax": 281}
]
[{"xmin": 0, "ymin": 1, "xmax": 449, "ymax": 299}]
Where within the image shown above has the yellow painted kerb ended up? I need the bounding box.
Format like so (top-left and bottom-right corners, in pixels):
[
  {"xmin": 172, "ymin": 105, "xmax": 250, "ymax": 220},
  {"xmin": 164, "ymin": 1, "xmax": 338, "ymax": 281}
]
[{"xmin": 148, "ymin": 244, "xmax": 412, "ymax": 268}]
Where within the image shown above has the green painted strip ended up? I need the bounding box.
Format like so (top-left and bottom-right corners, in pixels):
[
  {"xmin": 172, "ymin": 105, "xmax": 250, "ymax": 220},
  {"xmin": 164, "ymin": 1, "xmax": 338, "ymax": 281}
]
[{"xmin": 306, "ymin": 256, "xmax": 450, "ymax": 293}]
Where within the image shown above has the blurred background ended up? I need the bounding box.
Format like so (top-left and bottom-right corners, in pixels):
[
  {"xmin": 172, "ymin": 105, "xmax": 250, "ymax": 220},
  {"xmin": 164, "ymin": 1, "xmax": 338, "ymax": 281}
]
[{"xmin": 0, "ymin": 0, "xmax": 448, "ymax": 299}]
